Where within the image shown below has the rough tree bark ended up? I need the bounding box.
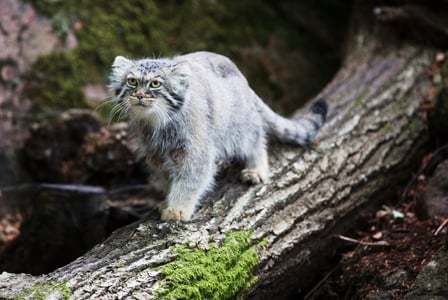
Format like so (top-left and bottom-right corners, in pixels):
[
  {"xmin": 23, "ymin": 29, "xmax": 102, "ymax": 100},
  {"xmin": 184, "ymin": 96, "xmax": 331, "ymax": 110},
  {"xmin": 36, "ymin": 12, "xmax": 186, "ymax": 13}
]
[{"xmin": 0, "ymin": 4, "xmax": 438, "ymax": 300}]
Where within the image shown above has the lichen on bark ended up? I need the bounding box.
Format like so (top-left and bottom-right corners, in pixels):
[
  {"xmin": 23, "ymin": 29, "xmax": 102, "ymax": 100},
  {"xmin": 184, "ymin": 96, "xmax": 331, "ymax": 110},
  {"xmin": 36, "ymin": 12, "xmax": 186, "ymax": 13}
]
[{"xmin": 17, "ymin": 282, "xmax": 71, "ymax": 300}]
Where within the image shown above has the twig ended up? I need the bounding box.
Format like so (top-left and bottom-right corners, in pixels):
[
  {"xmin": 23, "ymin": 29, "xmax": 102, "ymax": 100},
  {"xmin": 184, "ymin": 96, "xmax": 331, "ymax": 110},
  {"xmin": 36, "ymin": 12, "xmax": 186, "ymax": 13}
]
[
  {"xmin": 304, "ymin": 264, "xmax": 339, "ymax": 300},
  {"xmin": 337, "ymin": 234, "xmax": 390, "ymax": 246},
  {"xmin": 434, "ymin": 218, "xmax": 448, "ymax": 236}
]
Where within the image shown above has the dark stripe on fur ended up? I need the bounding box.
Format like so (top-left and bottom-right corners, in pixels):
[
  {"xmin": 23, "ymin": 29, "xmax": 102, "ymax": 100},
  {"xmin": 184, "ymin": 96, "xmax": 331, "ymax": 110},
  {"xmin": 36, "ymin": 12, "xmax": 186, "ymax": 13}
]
[
  {"xmin": 310, "ymin": 98, "xmax": 328, "ymax": 122},
  {"xmin": 159, "ymin": 89, "xmax": 184, "ymax": 111}
]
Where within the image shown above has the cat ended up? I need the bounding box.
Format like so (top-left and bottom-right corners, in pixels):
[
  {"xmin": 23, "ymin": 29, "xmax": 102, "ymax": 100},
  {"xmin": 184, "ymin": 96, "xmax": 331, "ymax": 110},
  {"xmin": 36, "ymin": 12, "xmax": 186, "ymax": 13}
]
[{"xmin": 109, "ymin": 51, "xmax": 327, "ymax": 221}]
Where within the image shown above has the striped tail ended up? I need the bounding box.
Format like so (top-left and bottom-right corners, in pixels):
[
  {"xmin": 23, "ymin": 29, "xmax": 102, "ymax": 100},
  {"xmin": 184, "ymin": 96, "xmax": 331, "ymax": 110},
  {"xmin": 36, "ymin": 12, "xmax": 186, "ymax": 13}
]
[{"xmin": 261, "ymin": 98, "xmax": 328, "ymax": 145}]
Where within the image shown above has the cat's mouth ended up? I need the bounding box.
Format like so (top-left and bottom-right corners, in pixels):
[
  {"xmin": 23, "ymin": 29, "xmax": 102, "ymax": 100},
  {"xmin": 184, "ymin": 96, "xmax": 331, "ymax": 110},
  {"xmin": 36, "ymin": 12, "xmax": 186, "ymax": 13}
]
[{"xmin": 128, "ymin": 97, "xmax": 154, "ymax": 108}]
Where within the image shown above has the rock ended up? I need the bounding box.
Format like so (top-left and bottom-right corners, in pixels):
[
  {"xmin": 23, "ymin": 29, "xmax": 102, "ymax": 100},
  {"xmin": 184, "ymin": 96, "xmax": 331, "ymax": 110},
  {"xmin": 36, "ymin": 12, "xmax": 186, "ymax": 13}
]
[
  {"xmin": 366, "ymin": 291, "xmax": 392, "ymax": 300},
  {"xmin": 364, "ymin": 270, "xmax": 408, "ymax": 300},
  {"xmin": 82, "ymin": 83, "xmax": 109, "ymax": 106},
  {"xmin": 417, "ymin": 160, "xmax": 448, "ymax": 218},
  {"xmin": 404, "ymin": 247, "xmax": 448, "ymax": 300},
  {"xmin": 384, "ymin": 269, "xmax": 408, "ymax": 289},
  {"xmin": 22, "ymin": 110, "xmax": 144, "ymax": 187},
  {"xmin": 0, "ymin": 0, "xmax": 78, "ymax": 147}
]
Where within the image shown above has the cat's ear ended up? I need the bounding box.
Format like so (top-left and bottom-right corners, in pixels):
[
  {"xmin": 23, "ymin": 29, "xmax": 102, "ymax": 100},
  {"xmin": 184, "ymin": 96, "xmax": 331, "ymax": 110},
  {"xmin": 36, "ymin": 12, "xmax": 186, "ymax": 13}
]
[
  {"xmin": 113, "ymin": 56, "xmax": 133, "ymax": 69},
  {"xmin": 111, "ymin": 56, "xmax": 133, "ymax": 79},
  {"xmin": 170, "ymin": 61, "xmax": 191, "ymax": 88}
]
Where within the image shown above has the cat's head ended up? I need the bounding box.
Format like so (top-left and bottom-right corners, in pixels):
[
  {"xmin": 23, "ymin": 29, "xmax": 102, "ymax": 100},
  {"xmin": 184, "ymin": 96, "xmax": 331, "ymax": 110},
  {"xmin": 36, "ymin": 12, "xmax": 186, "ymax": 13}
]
[{"xmin": 109, "ymin": 56, "xmax": 190, "ymax": 125}]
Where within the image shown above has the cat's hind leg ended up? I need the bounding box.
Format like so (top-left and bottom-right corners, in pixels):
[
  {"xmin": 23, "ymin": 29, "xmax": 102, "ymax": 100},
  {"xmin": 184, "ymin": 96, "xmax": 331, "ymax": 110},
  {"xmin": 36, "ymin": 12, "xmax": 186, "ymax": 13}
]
[{"xmin": 241, "ymin": 139, "xmax": 269, "ymax": 184}]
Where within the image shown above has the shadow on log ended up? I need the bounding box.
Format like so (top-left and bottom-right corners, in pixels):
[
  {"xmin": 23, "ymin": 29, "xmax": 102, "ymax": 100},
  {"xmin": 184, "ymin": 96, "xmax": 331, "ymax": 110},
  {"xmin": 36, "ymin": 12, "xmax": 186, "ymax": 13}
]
[{"xmin": 0, "ymin": 1, "xmax": 440, "ymax": 299}]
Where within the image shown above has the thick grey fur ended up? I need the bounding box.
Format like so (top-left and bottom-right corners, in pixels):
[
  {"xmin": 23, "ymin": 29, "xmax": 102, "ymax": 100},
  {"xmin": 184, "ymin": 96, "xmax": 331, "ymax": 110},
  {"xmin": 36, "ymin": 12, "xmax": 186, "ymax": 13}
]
[{"xmin": 109, "ymin": 51, "xmax": 327, "ymax": 221}]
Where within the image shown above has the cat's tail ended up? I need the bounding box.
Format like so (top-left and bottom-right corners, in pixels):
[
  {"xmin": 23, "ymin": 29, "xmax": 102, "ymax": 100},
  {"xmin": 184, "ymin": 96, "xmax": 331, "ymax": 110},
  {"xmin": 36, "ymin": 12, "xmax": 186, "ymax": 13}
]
[{"xmin": 260, "ymin": 98, "xmax": 328, "ymax": 145}]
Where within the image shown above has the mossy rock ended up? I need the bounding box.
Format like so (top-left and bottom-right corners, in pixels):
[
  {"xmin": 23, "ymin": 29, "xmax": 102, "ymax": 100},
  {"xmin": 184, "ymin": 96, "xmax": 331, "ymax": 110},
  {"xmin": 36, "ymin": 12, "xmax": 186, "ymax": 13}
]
[{"xmin": 26, "ymin": 0, "xmax": 349, "ymax": 116}]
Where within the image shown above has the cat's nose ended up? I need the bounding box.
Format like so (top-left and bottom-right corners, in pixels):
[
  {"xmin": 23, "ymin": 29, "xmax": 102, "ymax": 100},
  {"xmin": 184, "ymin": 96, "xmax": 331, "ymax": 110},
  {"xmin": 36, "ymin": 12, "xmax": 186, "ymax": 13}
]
[{"xmin": 134, "ymin": 92, "xmax": 145, "ymax": 100}]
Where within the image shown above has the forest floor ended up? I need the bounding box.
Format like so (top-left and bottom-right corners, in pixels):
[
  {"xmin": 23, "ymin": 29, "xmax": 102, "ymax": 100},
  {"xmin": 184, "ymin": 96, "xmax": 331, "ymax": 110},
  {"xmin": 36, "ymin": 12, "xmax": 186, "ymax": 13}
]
[{"xmin": 305, "ymin": 149, "xmax": 448, "ymax": 300}]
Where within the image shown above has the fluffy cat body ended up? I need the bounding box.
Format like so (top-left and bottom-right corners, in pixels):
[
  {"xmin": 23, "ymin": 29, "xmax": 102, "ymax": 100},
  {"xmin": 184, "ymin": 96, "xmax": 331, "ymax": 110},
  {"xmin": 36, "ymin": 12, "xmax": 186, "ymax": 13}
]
[{"xmin": 109, "ymin": 51, "xmax": 327, "ymax": 221}]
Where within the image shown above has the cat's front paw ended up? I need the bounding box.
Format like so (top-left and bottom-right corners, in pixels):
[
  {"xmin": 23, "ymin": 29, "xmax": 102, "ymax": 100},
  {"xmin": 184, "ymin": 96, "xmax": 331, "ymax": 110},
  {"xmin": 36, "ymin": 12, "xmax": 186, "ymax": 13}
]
[{"xmin": 160, "ymin": 207, "xmax": 191, "ymax": 221}]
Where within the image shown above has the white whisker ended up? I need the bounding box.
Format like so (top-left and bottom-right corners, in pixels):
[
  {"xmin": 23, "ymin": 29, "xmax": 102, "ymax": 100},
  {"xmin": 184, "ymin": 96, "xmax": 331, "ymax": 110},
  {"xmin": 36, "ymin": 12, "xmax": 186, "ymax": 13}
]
[
  {"xmin": 108, "ymin": 102, "xmax": 127, "ymax": 127},
  {"xmin": 116, "ymin": 104, "xmax": 129, "ymax": 121},
  {"xmin": 109, "ymin": 104, "xmax": 123, "ymax": 118},
  {"xmin": 93, "ymin": 97, "xmax": 116, "ymax": 113}
]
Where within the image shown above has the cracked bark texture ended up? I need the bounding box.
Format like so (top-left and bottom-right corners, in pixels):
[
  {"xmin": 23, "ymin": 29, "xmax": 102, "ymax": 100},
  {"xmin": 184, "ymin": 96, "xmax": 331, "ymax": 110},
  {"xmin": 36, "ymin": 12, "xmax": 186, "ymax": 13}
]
[{"xmin": 0, "ymin": 6, "xmax": 436, "ymax": 300}]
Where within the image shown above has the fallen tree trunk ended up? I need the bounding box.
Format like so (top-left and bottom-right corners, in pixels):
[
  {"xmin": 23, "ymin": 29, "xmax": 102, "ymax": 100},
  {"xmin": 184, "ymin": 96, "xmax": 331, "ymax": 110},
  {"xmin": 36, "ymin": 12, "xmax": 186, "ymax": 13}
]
[{"xmin": 0, "ymin": 5, "xmax": 437, "ymax": 300}]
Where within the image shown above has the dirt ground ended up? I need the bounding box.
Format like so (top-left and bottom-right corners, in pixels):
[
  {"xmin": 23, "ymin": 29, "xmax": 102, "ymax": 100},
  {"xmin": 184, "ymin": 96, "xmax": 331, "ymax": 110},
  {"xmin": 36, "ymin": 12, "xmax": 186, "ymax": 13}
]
[{"xmin": 305, "ymin": 150, "xmax": 447, "ymax": 300}]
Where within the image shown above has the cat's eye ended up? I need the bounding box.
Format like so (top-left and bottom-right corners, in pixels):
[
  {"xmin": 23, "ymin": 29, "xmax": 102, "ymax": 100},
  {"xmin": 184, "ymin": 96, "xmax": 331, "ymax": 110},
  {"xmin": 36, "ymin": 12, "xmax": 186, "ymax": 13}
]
[
  {"xmin": 149, "ymin": 80, "xmax": 161, "ymax": 88},
  {"xmin": 127, "ymin": 77, "xmax": 138, "ymax": 86}
]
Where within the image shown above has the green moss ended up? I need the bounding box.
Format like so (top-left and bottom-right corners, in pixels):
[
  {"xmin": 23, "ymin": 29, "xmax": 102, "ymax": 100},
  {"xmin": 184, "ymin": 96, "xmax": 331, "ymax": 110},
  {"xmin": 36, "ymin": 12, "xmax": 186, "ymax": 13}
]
[
  {"xmin": 381, "ymin": 122, "xmax": 393, "ymax": 133},
  {"xmin": 27, "ymin": 0, "xmax": 281, "ymax": 108},
  {"xmin": 404, "ymin": 119, "xmax": 422, "ymax": 134},
  {"xmin": 155, "ymin": 230, "xmax": 267, "ymax": 300},
  {"xmin": 17, "ymin": 282, "xmax": 71, "ymax": 300},
  {"xmin": 26, "ymin": 0, "xmax": 346, "ymax": 117},
  {"xmin": 25, "ymin": 52, "xmax": 88, "ymax": 112}
]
